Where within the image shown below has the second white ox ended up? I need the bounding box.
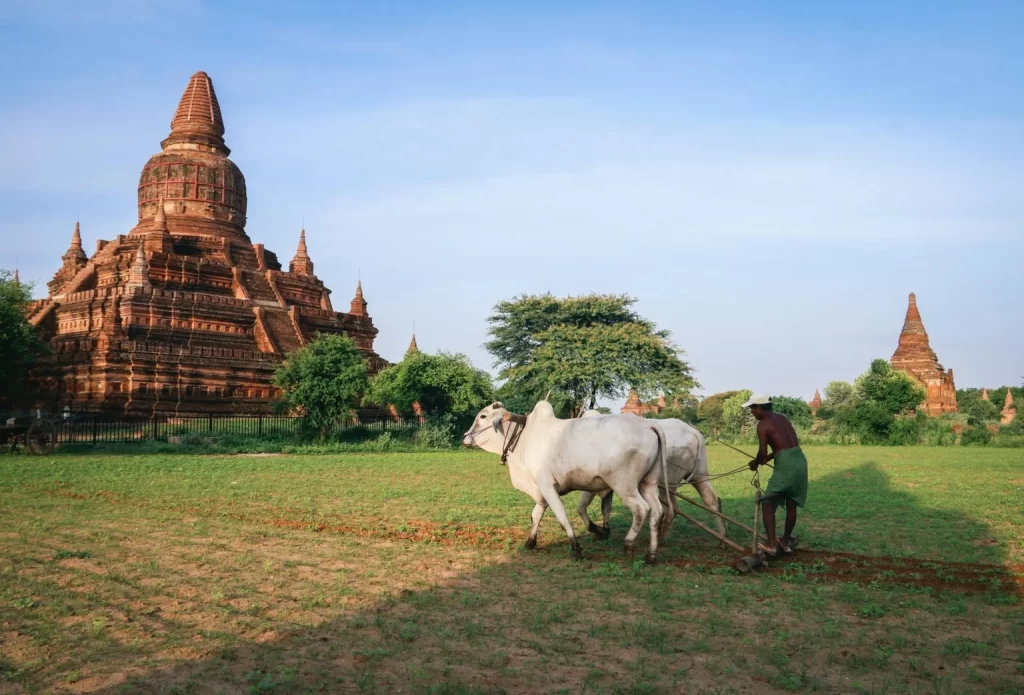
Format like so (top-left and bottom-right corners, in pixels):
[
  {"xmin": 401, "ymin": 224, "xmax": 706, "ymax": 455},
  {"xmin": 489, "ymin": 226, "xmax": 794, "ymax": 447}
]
[
  {"xmin": 577, "ymin": 412, "xmax": 725, "ymax": 542},
  {"xmin": 463, "ymin": 400, "xmax": 671, "ymax": 563}
]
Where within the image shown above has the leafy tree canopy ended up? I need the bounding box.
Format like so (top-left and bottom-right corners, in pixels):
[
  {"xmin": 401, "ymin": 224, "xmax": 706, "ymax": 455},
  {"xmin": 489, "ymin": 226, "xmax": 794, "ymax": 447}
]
[
  {"xmin": 855, "ymin": 359, "xmax": 925, "ymax": 416},
  {"xmin": 822, "ymin": 381, "xmax": 857, "ymax": 410},
  {"xmin": 486, "ymin": 293, "xmax": 696, "ymax": 416},
  {"xmin": 273, "ymin": 334, "xmax": 369, "ymax": 437},
  {"xmin": 696, "ymin": 391, "xmax": 739, "ymax": 434},
  {"xmin": 0, "ymin": 270, "xmax": 46, "ymax": 407},
  {"xmin": 366, "ymin": 351, "xmax": 494, "ymax": 418},
  {"xmin": 771, "ymin": 395, "xmax": 813, "ymax": 428}
]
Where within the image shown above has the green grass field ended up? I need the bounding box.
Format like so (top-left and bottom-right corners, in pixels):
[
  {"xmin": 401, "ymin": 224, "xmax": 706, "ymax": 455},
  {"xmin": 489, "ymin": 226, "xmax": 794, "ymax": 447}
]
[{"xmin": 0, "ymin": 446, "xmax": 1021, "ymax": 693}]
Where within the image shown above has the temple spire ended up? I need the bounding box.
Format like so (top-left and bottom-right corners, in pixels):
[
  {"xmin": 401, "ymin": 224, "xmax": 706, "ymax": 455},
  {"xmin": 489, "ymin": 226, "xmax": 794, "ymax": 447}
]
[
  {"xmin": 127, "ymin": 244, "xmax": 150, "ymax": 289},
  {"xmin": 981, "ymin": 388, "xmax": 989, "ymax": 401},
  {"xmin": 349, "ymin": 280, "xmax": 367, "ymax": 317},
  {"xmin": 162, "ymin": 71, "xmax": 229, "ymax": 155},
  {"xmin": 12, "ymin": 267, "xmax": 19, "ymax": 284},
  {"xmin": 406, "ymin": 332, "xmax": 419, "ymax": 357},
  {"xmin": 64, "ymin": 222, "xmax": 87, "ymax": 264},
  {"xmin": 289, "ymin": 228, "xmax": 314, "ymax": 276},
  {"xmin": 899, "ymin": 292, "xmax": 928, "ymax": 342}
]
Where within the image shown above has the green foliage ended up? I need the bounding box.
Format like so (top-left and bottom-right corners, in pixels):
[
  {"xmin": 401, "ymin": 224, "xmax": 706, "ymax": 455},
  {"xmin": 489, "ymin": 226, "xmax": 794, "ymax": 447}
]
[
  {"xmin": 367, "ymin": 352, "xmax": 493, "ymax": 419},
  {"xmin": 820, "ymin": 380, "xmax": 856, "ymax": 419},
  {"xmin": 644, "ymin": 405, "xmax": 698, "ymax": 424},
  {"xmin": 771, "ymin": 395, "xmax": 813, "ymax": 428},
  {"xmin": 855, "ymin": 359, "xmax": 926, "ymax": 416},
  {"xmin": 0, "ymin": 270, "xmax": 46, "ymax": 407},
  {"xmin": 273, "ymin": 334, "xmax": 369, "ymax": 438},
  {"xmin": 961, "ymin": 425, "xmax": 992, "ymax": 446},
  {"xmin": 485, "ymin": 293, "xmax": 696, "ymax": 416},
  {"xmin": 888, "ymin": 412, "xmax": 926, "ymax": 445},
  {"xmin": 720, "ymin": 390, "xmax": 756, "ymax": 441},
  {"xmin": 962, "ymin": 398, "xmax": 1000, "ymax": 426},
  {"xmin": 696, "ymin": 391, "xmax": 739, "ymax": 435}
]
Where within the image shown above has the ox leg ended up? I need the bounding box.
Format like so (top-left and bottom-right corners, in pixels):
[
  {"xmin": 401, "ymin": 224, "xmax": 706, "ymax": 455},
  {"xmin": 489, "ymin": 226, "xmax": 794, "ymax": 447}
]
[
  {"xmin": 577, "ymin": 491, "xmax": 607, "ymax": 539},
  {"xmin": 694, "ymin": 480, "xmax": 726, "ymax": 538},
  {"xmin": 600, "ymin": 490, "xmax": 614, "ymax": 537},
  {"xmin": 639, "ymin": 479, "xmax": 664, "ymax": 564},
  {"xmin": 540, "ymin": 485, "xmax": 583, "ymax": 559},
  {"xmin": 656, "ymin": 485, "xmax": 675, "ymax": 544},
  {"xmin": 525, "ymin": 501, "xmax": 547, "ymax": 550},
  {"xmin": 619, "ymin": 490, "xmax": 650, "ymax": 563}
]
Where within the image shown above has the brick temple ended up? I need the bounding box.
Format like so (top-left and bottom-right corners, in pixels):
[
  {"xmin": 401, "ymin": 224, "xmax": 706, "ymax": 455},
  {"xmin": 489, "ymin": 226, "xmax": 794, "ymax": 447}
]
[
  {"xmin": 26, "ymin": 71, "xmax": 386, "ymax": 416},
  {"xmin": 889, "ymin": 293, "xmax": 957, "ymax": 416}
]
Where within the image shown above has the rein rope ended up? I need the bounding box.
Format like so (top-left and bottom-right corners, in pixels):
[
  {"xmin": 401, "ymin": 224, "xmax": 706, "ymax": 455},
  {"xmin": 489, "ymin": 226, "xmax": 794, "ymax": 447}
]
[{"xmin": 500, "ymin": 413, "xmax": 527, "ymax": 465}]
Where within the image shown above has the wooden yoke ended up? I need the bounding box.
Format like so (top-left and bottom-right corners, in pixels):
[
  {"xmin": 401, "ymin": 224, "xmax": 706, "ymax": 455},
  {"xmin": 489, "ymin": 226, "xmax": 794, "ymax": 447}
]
[{"xmin": 502, "ymin": 412, "xmax": 528, "ymax": 427}]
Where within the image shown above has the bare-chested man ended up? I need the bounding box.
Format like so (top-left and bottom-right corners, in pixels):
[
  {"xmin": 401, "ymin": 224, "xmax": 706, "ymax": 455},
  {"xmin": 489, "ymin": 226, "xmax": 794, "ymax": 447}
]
[{"xmin": 742, "ymin": 393, "xmax": 808, "ymax": 556}]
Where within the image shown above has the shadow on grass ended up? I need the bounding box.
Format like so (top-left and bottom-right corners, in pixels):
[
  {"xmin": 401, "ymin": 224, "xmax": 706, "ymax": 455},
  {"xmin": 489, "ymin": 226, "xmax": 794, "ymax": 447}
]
[{"xmin": 63, "ymin": 463, "xmax": 1024, "ymax": 694}]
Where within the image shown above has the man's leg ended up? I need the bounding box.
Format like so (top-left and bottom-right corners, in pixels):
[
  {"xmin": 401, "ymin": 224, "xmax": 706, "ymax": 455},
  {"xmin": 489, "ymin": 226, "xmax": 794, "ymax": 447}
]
[
  {"xmin": 761, "ymin": 499, "xmax": 777, "ymax": 549},
  {"xmin": 781, "ymin": 499, "xmax": 798, "ymax": 546}
]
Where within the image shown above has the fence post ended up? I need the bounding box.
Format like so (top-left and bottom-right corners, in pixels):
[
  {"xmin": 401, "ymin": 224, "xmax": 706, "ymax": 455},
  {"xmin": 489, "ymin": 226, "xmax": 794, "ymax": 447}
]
[
  {"xmin": 208, "ymin": 414, "xmax": 213, "ymax": 432},
  {"xmin": 258, "ymin": 416, "xmax": 263, "ymax": 437},
  {"xmin": 92, "ymin": 419, "xmax": 98, "ymax": 444}
]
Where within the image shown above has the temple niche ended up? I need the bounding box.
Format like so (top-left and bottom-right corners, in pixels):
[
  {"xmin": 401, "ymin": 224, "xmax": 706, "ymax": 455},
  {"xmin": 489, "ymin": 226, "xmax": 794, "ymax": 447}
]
[
  {"xmin": 26, "ymin": 71, "xmax": 387, "ymax": 416},
  {"xmin": 889, "ymin": 293, "xmax": 957, "ymax": 416}
]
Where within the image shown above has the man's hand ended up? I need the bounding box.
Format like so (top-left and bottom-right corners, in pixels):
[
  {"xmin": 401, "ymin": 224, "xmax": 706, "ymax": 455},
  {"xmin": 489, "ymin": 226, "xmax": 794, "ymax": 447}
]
[{"xmin": 748, "ymin": 459, "xmax": 759, "ymax": 471}]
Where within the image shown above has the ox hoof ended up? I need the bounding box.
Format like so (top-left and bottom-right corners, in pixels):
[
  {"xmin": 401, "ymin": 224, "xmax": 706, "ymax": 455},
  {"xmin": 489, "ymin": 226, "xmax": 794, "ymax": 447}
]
[
  {"xmin": 624, "ymin": 544, "xmax": 635, "ymax": 562},
  {"xmin": 645, "ymin": 553, "xmax": 658, "ymax": 566},
  {"xmin": 588, "ymin": 521, "xmax": 611, "ymax": 540},
  {"xmin": 571, "ymin": 541, "xmax": 584, "ymax": 560},
  {"xmin": 524, "ymin": 537, "xmax": 537, "ymax": 550}
]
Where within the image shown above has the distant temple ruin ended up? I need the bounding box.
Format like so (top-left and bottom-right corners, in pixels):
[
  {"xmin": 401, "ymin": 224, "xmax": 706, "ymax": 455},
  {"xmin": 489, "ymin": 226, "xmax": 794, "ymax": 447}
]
[
  {"xmin": 889, "ymin": 293, "xmax": 957, "ymax": 416},
  {"xmin": 26, "ymin": 72, "xmax": 386, "ymax": 415}
]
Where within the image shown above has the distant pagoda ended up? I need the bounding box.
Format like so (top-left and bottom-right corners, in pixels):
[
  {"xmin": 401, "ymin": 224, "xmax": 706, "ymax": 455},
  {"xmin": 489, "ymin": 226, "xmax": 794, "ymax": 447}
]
[
  {"xmin": 26, "ymin": 71, "xmax": 387, "ymax": 416},
  {"xmin": 889, "ymin": 293, "xmax": 957, "ymax": 416}
]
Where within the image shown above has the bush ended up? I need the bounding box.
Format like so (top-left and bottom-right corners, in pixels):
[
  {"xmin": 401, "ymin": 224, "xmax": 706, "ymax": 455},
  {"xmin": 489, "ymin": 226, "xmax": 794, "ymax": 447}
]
[
  {"xmin": 961, "ymin": 426, "xmax": 992, "ymax": 446},
  {"xmin": 888, "ymin": 412, "xmax": 925, "ymax": 445}
]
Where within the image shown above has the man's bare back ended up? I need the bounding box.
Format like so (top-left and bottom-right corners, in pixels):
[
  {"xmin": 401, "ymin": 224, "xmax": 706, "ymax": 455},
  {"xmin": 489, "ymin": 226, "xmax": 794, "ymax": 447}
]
[{"xmin": 758, "ymin": 412, "xmax": 800, "ymax": 458}]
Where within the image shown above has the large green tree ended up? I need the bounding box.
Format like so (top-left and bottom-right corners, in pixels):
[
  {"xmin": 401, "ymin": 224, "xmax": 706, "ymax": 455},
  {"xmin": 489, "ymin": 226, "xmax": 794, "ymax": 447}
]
[
  {"xmin": 0, "ymin": 270, "xmax": 46, "ymax": 408},
  {"xmin": 770, "ymin": 395, "xmax": 813, "ymax": 428},
  {"xmin": 696, "ymin": 390, "xmax": 740, "ymax": 435},
  {"xmin": 486, "ymin": 293, "xmax": 696, "ymax": 415},
  {"xmin": 273, "ymin": 333, "xmax": 369, "ymax": 437},
  {"xmin": 366, "ymin": 351, "xmax": 494, "ymax": 419}
]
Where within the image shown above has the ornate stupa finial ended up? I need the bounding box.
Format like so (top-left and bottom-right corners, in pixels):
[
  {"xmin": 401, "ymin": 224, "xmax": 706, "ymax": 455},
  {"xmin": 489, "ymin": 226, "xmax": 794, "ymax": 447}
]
[
  {"xmin": 349, "ymin": 280, "xmax": 367, "ymax": 317},
  {"xmin": 289, "ymin": 228, "xmax": 314, "ymax": 276},
  {"xmin": 64, "ymin": 221, "xmax": 87, "ymax": 264},
  {"xmin": 162, "ymin": 71, "xmax": 229, "ymax": 155},
  {"xmin": 406, "ymin": 332, "xmax": 419, "ymax": 357}
]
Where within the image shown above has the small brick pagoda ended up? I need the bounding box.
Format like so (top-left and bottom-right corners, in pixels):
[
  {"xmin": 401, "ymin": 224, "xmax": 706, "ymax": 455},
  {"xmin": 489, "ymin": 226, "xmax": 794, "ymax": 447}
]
[
  {"xmin": 26, "ymin": 71, "xmax": 387, "ymax": 416},
  {"xmin": 1002, "ymin": 390, "xmax": 1016, "ymax": 425},
  {"xmin": 809, "ymin": 389, "xmax": 822, "ymax": 417},
  {"xmin": 621, "ymin": 390, "xmax": 680, "ymax": 416},
  {"xmin": 889, "ymin": 293, "xmax": 957, "ymax": 416}
]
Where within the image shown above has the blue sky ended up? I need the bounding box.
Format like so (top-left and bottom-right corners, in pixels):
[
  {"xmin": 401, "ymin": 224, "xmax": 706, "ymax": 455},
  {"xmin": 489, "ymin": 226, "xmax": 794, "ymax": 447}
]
[{"xmin": 2, "ymin": 0, "xmax": 1021, "ymax": 405}]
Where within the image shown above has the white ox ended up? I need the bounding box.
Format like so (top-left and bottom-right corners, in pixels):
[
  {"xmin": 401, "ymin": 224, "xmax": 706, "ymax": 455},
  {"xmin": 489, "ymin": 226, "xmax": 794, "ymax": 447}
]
[
  {"xmin": 576, "ymin": 412, "xmax": 724, "ymax": 542},
  {"xmin": 463, "ymin": 401, "xmax": 671, "ymax": 563}
]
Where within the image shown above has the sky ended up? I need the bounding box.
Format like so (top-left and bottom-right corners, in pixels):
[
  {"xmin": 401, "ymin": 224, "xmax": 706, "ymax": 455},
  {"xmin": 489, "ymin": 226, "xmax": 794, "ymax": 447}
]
[{"xmin": 1, "ymin": 0, "xmax": 1022, "ymax": 407}]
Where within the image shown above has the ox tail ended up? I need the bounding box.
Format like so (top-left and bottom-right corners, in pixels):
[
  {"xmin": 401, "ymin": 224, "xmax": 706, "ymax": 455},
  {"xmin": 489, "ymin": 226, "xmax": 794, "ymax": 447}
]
[
  {"xmin": 686, "ymin": 430, "xmax": 708, "ymax": 487},
  {"xmin": 650, "ymin": 425, "xmax": 670, "ymax": 506}
]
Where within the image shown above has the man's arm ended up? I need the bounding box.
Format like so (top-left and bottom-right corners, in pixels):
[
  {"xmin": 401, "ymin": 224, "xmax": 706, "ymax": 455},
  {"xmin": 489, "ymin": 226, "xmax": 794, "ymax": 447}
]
[{"xmin": 749, "ymin": 420, "xmax": 770, "ymax": 470}]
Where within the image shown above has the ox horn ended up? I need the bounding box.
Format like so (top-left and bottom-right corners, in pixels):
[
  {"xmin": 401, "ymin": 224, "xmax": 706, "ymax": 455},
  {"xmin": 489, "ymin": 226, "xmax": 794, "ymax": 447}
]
[{"xmin": 544, "ymin": 390, "xmax": 551, "ymax": 402}]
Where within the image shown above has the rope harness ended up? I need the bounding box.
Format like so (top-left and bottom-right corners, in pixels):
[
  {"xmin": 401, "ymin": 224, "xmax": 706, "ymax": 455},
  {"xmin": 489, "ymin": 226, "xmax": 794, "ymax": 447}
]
[{"xmin": 500, "ymin": 413, "xmax": 527, "ymax": 465}]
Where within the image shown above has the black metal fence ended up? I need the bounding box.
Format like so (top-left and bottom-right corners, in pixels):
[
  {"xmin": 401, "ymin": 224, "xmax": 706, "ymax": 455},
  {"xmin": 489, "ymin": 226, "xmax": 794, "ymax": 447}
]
[{"xmin": 51, "ymin": 414, "xmax": 420, "ymax": 445}]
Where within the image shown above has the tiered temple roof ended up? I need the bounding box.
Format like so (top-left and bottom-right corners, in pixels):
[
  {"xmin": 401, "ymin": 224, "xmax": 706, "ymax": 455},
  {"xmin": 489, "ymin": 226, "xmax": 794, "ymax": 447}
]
[
  {"xmin": 889, "ymin": 293, "xmax": 957, "ymax": 416},
  {"xmin": 27, "ymin": 71, "xmax": 387, "ymax": 416}
]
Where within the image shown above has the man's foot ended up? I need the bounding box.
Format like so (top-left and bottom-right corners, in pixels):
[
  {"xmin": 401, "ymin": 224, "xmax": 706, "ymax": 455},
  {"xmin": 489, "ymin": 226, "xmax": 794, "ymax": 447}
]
[
  {"xmin": 779, "ymin": 536, "xmax": 799, "ymax": 554},
  {"xmin": 757, "ymin": 542, "xmax": 778, "ymax": 557}
]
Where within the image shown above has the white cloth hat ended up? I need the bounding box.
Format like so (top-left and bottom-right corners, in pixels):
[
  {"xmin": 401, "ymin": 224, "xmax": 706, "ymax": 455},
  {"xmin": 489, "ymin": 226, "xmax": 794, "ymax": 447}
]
[{"xmin": 741, "ymin": 393, "xmax": 772, "ymax": 408}]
